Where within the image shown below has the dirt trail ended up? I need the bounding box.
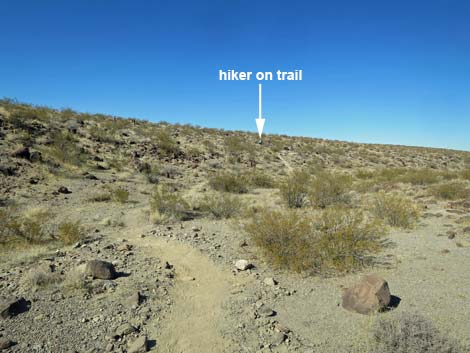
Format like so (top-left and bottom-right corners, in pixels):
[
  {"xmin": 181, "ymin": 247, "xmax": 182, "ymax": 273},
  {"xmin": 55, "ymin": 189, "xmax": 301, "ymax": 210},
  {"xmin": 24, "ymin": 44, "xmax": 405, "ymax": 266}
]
[
  {"xmin": 118, "ymin": 208, "xmax": 235, "ymax": 353},
  {"xmin": 278, "ymin": 153, "xmax": 293, "ymax": 172}
]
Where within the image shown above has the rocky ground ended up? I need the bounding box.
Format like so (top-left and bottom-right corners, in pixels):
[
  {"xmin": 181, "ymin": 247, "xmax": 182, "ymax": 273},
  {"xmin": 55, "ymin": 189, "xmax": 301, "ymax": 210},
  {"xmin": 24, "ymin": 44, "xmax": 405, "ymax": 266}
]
[{"xmin": 1, "ymin": 101, "xmax": 470, "ymax": 352}]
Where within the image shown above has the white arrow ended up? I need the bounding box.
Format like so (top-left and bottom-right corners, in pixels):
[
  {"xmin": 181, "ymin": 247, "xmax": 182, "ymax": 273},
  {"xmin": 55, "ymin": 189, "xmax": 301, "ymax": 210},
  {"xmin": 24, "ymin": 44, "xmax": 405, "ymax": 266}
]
[{"xmin": 255, "ymin": 83, "xmax": 265, "ymax": 138}]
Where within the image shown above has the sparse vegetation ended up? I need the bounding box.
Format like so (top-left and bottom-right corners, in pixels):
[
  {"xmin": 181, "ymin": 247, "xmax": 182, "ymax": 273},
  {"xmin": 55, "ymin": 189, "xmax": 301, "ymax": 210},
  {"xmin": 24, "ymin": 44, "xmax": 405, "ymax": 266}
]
[
  {"xmin": 57, "ymin": 221, "xmax": 83, "ymax": 245},
  {"xmin": 372, "ymin": 192, "xmax": 421, "ymax": 229},
  {"xmin": 209, "ymin": 172, "xmax": 249, "ymax": 193},
  {"xmin": 370, "ymin": 312, "xmax": 462, "ymax": 353},
  {"xmin": 309, "ymin": 171, "xmax": 353, "ymax": 208},
  {"xmin": 150, "ymin": 185, "xmax": 190, "ymax": 222},
  {"xmin": 112, "ymin": 188, "xmax": 129, "ymax": 203},
  {"xmin": 431, "ymin": 182, "xmax": 470, "ymax": 200},
  {"xmin": 245, "ymin": 207, "xmax": 385, "ymax": 273},
  {"xmin": 199, "ymin": 192, "xmax": 243, "ymax": 219},
  {"xmin": 279, "ymin": 169, "xmax": 311, "ymax": 208}
]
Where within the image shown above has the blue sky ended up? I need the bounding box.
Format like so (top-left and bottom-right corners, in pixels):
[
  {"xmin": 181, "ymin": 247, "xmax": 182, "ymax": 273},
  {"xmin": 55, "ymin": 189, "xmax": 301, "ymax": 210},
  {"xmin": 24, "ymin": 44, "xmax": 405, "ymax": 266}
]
[{"xmin": 1, "ymin": 1, "xmax": 469, "ymax": 151}]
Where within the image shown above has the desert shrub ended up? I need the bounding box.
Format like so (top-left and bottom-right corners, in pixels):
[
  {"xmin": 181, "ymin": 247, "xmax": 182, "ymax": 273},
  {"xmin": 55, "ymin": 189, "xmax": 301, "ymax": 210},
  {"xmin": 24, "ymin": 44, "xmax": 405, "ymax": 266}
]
[
  {"xmin": 112, "ymin": 188, "xmax": 129, "ymax": 203},
  {"xmin": 400, "ymin": 169, "xmax": 439, "ymax": 185},
  {"xmin": 431, "ymin": 182, "xmax": 470, "ymax": 200},
  {"xmin": 356, "ymin": 169, "xmax": 376, "ymax": 180},
  {"xmin": 199, "ymin": 192, "xmax": 243, "ymax": 219},
  {"xmin": 209, "ymin": 172, "xmax": 249, "ymax": 193},
  {"xmin": 57, "ymin": 221, "xmax": 83, "ymax": 245},
  {"xmin": 245, "ymin": 207, "xmax": 384, "ymax": 274},
  {"xmin": 461, "ymin": 169, "xmax": 470, "ymax": 181},
  {"xmin": 370, "ymin": 312, "xmax": 462, "ymax": 353},
  {"xmin": 372, "ymin": 192, "xmax": 420, "ymax": 229},
  {"xmin": 150, "ymin": 185, "xmax": 190, "ymax": 222},
  {"xmin": 88, "ymin": 192, "xmax": 112, "ymax": 202},
  {"xmin": 247, "ymin": 171, "xmax": 275, "ymax": 188},
  {"xmin": 48, "ymin": 131, "xmax": 88, "ymax": 166},
  {"xmin": 378, "ymin": 168, "xmax": 408, "ymax": 182},
  {"xmin": 160, "ymin": 165, "xmax": 181, "ymax": 179},
  {"xmin": 155, "ymin": 129, "xmax": 180, "ymax": 156},
  {"xmin": 309, "ymin": 171, "xmax": 353, "ymax": 208},
  {"xmin": 279, "ymin": 169, "xmax": 311, "ymax": 208},
  {"xmin": 0, "ymin": 207, "xmax": 54, "ymax": 247}
]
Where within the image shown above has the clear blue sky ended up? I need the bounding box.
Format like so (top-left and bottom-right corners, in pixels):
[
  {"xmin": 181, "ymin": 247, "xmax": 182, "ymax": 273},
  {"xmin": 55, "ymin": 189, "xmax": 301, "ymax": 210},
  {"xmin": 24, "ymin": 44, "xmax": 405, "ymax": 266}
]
[{"xmin": 1, "ymin": 1, "xmax": 469, "ymax": 151}]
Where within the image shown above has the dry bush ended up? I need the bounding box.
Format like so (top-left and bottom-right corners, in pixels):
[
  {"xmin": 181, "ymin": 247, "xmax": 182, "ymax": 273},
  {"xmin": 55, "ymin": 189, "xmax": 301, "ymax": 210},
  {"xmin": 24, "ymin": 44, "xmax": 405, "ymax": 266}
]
[
  {"xmin": 461, "ymin": 169, "xmax": 470, "ymax": 181},
  {"xmin": 0, "ymin": 207, "xmax": 54, "ymax": 248},
  {"xmin": 245, "ymin": 207, "xmax": 385, "ymax": 274},
  {"xmin": 372, "ymin": 192, "xmax": 421, "ymax": 229},
  {"xmin": 198, "ymin": 192, "xmax": 243, "ymax": 219},
  {"xmin": 47, "ymin": 131, "xmax": 88, "ymax": 166},
  {"xmin": 209, "ymin": 172, "xmax": 249, "ymax": 193},
  {"xmin": 400, "ymin": 169, "xmax": 439, "ymax": 185},
  {"xmin": 155, "ymin": 129, "xmax": 180, "ymax": 156},
  {"xmin": 370, "ymin": 312, "xmax": 463, "ymax": 353},
  {"xmin": 247, "ymin": 171, "xmax": 275, "ymax": 188},
  {"xmin": 150, "ymin": 185, "xmax": 190, "ymax": 222},
  {"xmin": 309, "ymin": 171, "xmax": 353, "ymax": 208},
  {"xmin": 24, "ymin": 266, "xmax": 61, "ymax": 291},
  {"xmin": 88, "ymin": 192, "xmax": 112, "ymax": 202},
  {"xmin": 57, "ymin": 221, "xmax": 83, "ymax": 245},
  {"xmin": 279, "ymin": 169, "xmax": 311, "ymax": 208},
  {"xmin": 431, "ymin": 182, "xmax": 470, "ymax": 200},
  {"xmin": 112, "ymin": 188, "xmax": 129, "ymax": 203}
]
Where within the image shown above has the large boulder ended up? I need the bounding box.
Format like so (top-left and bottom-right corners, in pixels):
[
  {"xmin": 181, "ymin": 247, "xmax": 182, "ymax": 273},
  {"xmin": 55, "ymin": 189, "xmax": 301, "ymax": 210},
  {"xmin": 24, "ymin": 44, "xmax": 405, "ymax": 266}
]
[
  {"xmin": 342, "ymin": 274, "xmax": 391, "ymax": 314},
  {"xmin": 85, "ymin": 260, "xmax": 116, "ymax": 280}
]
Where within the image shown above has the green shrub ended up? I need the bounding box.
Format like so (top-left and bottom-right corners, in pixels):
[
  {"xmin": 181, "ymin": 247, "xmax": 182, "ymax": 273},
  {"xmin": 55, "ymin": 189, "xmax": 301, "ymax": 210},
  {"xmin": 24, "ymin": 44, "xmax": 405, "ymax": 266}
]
[
  {"xmin": 309, "ymin": 171, "xmax": 353, "ymax": 208},
  {"xmin": 370, "ymin": 312, "xmax": 463, "ymax": 353},
  {"xmin": 431, "ymin": 182, "xmax": 470, "ymax": 200},
  {"xmin": 112, "ymin": 188, "xmax": 129, "ymax": 203},
  {"xmin": 279, "ymin": 169, "xmax": 311, "ymax": 208},
  {"xmin": 150, "ymin": 185, "xmax": 190, "ymax": 222},
  {"xmin": 199, "ymin": 193, "xmax": 243, "ymax": 219},
  {"xmin": 57, "ymin": 221, "xmax": 83, "ymax": 245},
  {"xmin": 209, "ymin": 172, "xmax": 249, "ymax": 193},
  {"xmin": 155, "ymin": 129, "xmax": 180, "ymax": 156},
  {"xmin": 247, "ymin": 171, "xmax": 275, "ymax": 188},
  {"xmin": 245, "ymin": 207, "xmax": 384, "ymax": 274},
  {"xmin": 372, "ymin": 192, "xmax": 420, "ymax": 229}
]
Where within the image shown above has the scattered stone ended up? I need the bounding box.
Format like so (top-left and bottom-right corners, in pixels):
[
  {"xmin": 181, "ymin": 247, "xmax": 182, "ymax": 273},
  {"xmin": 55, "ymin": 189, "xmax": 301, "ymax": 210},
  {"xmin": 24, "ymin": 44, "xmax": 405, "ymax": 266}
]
[
  {"xmin": 235, "ymin": 259, "xmax": 253, "ymax": 271},
  {"xmin": 342, "ymin": 274, "xmax": 391, "ymax": 314},
  {"xmin": 128, "ymin": 335, "xmax": 148, "ymax": 353},
  {"xmin": 85, "ymin": 260, "xmax": 116, "ymax": 280}
]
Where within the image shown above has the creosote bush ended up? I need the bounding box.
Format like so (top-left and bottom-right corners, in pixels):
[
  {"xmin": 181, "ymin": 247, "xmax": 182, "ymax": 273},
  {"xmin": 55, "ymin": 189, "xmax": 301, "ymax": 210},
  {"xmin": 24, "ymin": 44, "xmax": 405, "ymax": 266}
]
[
  {"xmin": 245, "ymin": 207, "xmax": 385, "ymax": 274},
  {"xmin": 57, "ymin": 221, "xmax": 83, "ymax": 245},
  {"xmin": 198, "ymin": 192, "xmax": 243, "ymax": 219},
  {"xmin": 370, "ymin": 312, "xmax": 463, "ymax": 353},
  {"xmin": 431, "ymin": 182, "xmax": 470, "ymax": 200},
  {"xmin": 372, "ymin": 192, "xmax": 420, "ymax": 229},
  {"xmin": 209, "ymin": 172, "xmax": 249, "ymax": 193},
  {"xmin": 279, "ymin": 169, "xmax": 310, "ymax": 208},
  {"xmin": 150, "ymin": 185, "xmax": 190, "ymax": 222},
  {"xmin": 309, "ymin": 171, "xmax": 353, "ymax": 208},
  {"xmin": 112, "ymin": 188, "xmax": 129, "ymax": 203}
]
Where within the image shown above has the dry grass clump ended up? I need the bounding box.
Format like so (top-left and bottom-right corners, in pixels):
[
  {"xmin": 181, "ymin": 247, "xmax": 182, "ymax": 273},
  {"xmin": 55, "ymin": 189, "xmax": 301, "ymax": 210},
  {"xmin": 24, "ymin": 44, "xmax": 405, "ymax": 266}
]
[
  {"xmin": 150, "ymin": 185, "xmax": 190, "ymax": 223},
  {"xmin": 247, "ymin": 171, "xmax": 275, "ymax": 188},
  {"xmin": 24, "ymin": 266, "xmax": 61, "ymax": 291},
  {"xmin": 309, "ymin": 171, "xmax": 353, "ymax": 208},
  {"xmin": 370, "ymin": 312, "xmax": 463, "ymax": 353},
  {"xmin": 431, "ymin": 182, "xmax": 470, "ymax": 200},
  {"xmin": 372, "ymin": 192, "xmax": 421, "ymax": 229},
  {"xmin": 155, "ymin": 129, "xmax": 180, "ymax": 157},
  {"xmin": 47, "ymin": 131, "xmax": 88, "ymax": 166},
  {"xmin": 57, "ymin": 221, "xmax": 83, "ymax": 245},
  {"xmin": 209, "ymin": 172, "xmax": 249, "ymax": 193},
  {"xmin": 245, "ymin": 207, "xmax": 385, "ymax": 274},
  {"xmin": 198, "ymin": 192, "xmax": 243, "ymax": 219},
  {"xmin": 399, "ymin": 169, "xmax": 439, "ymax": 185},
  {"xmin": 0, "ymin": 206, "xmax": 54, "ymax": 248},
  {"xmin": 279, "ymin": 169, "xmax": 311, "ymax": 208}
]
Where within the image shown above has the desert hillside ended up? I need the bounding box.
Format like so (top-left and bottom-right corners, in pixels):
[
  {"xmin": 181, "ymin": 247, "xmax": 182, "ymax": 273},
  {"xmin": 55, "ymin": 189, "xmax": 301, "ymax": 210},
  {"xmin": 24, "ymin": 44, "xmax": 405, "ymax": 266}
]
[{"xmin": 1, "ymin": 99, "xmax": 470, "ymax": 353}]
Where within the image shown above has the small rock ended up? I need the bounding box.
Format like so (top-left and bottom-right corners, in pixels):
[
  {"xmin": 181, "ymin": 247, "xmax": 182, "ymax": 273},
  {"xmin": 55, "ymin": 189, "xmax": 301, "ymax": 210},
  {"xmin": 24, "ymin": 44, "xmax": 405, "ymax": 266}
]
[
  {"xmin": 0, "ymin": 297, "xmax": 30, "ymax": 319},
  {"xmin": 58, "ymin": 186, "xmax": 71, "ymax": 194},
  {"xmin": 181, "ymin": 276, "xmax": 195, "ymax": 282},
  {"xmin": 85, "ymin": 260, "xmax": 116, "ymax": 280},
  {"xmin": 0, "ymin": 338, "xmax": 14, "ymax": 350},
  {"xmin": 263, "ymin": 277, "xmax": 277, "ymax": 286},
  {"xmin": 342, "ymin": 274, "xmax": 391, "ymax": 314},
  {"xmin": 257, "ymin": 304, "xmax": 275, "ymax": 317},
  {"xmin": 126, "ymin": 292, "xmax": 142, "ymax": 308},
  {"xmin": 114, "ymin": 323, "xmax": 137, "ymax": 337},
  {"xmin": 271, "ymin": 331, "xmax": 286, "ymax": 346},
  {"xmin": 128, "ymin": 336, "xmax": 148, "ymax": 353},
  {"xmin": 235, "ymin": 260, "xmax": 253, "ymax": 271}
]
